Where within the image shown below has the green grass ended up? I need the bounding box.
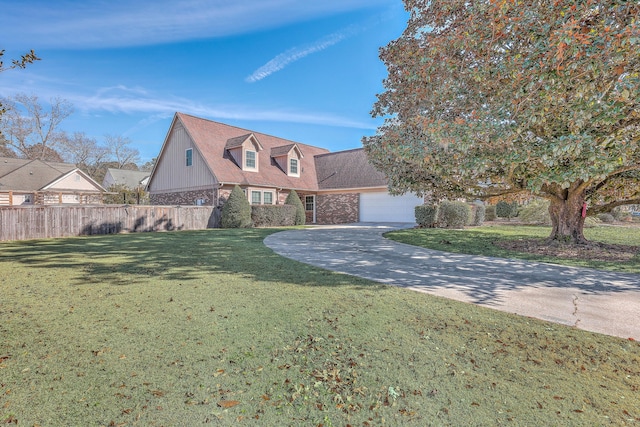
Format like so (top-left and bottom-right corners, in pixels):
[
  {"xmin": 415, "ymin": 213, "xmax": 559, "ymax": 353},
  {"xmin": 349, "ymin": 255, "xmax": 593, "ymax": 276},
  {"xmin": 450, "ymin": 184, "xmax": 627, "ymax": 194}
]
[
  {"xmin": 1, "ymin": 229, "xmax": 639, "ymax": 426},
  {"xmin": 386, "ymin": 224, "xmax": 640, "ymax": 273}
]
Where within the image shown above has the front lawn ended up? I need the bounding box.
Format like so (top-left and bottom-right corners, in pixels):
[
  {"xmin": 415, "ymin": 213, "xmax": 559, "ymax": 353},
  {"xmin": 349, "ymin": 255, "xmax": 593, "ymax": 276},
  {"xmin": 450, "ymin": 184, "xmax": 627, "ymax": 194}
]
[
  {"xmin": 1, "ymin": 229, "xmax": 639, "ymax": 426},
  {"xmin": 386, "ymin": 225, "xmax": 640, "ymax": 273}
]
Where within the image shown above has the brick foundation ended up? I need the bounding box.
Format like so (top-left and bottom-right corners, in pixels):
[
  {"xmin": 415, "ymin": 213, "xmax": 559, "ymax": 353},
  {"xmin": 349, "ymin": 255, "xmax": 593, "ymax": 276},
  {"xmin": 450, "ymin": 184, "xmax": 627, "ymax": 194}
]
[
  {"xmin": 150, "ymin": 189, "xmax": 217, "ymax": 206},
  {"xmin": 316, "ymin": 193, "xmax": 359, "ymax": 224}
]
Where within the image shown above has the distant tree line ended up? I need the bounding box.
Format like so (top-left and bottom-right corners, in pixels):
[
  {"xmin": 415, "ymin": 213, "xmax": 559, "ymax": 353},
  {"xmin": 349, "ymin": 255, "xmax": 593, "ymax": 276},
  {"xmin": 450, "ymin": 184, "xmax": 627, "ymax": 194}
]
[{"xmin": 0, "ymin": 93, "xmax": 155, "ymax": 184}]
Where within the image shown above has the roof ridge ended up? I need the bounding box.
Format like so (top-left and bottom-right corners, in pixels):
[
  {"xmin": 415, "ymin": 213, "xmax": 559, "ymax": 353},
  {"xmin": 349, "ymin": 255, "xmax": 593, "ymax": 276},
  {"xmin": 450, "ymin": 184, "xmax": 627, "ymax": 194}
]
[
  {"xmin": 176, "ymin": 112, "xmax": 330, "ymax": 152},
  {"xmin": 314, "ymin": 147, "xmax": 365, "ymax": 158}
]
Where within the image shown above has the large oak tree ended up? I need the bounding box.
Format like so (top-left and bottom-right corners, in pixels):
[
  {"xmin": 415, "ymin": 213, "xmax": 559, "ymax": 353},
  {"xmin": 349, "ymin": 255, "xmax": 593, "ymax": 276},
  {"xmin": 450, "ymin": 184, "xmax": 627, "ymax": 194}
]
[{"xmin": 364, "ymin": 0, "xmax": 639, "ymax": 243}]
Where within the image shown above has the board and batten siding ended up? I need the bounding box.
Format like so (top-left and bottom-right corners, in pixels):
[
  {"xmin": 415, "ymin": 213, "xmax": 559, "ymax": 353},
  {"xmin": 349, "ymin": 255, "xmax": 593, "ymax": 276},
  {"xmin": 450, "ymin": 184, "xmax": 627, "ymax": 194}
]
[{"xmin": 148, "ymin": 122, "xmax": 217, "ymax": 193}]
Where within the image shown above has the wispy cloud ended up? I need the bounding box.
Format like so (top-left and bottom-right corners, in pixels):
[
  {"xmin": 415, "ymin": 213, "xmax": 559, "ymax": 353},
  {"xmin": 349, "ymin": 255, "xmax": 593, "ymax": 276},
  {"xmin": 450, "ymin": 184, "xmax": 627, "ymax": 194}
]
[
  {"xmin": 0, "ymin": 83, "xmax": 376, "ymax": 130},
  {"xmin": 246, "ymin": 25, "xmax": 362, "ymax": 83},
  {"xmin": 3, "ymin": 0, "xmax": 390, "ymax": 49}
]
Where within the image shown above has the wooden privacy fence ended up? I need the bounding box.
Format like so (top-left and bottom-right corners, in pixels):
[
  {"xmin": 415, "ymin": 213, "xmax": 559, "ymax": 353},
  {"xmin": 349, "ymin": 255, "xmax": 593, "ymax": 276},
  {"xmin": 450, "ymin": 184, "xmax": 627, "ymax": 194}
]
[{"xmin": 0, "ymin": 205, "xmax": 220, "ymax": 242}]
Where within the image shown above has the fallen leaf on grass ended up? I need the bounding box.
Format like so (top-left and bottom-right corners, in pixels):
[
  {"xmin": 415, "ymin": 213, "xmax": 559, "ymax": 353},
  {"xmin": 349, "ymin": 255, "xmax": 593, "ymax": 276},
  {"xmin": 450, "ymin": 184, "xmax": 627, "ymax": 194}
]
[{"xmin": 218, "ymin": 400, "xmax": 240, "ymax": 408}]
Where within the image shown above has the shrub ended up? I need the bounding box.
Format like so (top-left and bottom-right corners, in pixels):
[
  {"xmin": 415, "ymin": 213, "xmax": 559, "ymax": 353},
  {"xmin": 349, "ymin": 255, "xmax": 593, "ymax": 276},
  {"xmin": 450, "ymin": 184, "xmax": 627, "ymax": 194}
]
[
  {"xmin": 518, "ymin": 199, "xmax": 551, "ymax": 225},
  {"xmin": 485, "ymin": 205, "xmax": 497, "ymax": 221},
  {"xmin": 469, "ymin": 202, "xmax": 485, "ymax": 226},
  {"xmin": 415, "ymin": 204, "xmax": 439, "ymax": 227},
  {"xmin": 612, "ymin": 207, "xmax": 631, "ymax": 222},
  {"xmin": 597, "ymin": 213, "xmax": 615, "ymax": 223},
  {"xmin": 437, "ymin": 200, "xmax": 470, "ymax": 229},
  {"xmin": 221, "ymin": 185, "xmax": 252, "ymax": 228},
  {"xmin": 583, "ymin": 216, "xmax": 601, "ymax": 228},
  {"xmin": 285, "ymin": 190, "xmax": 306, "ymax": 225},
  {"xmin": 251, "ymin": 205, "xmax": 297, "ymax": 227},
  {"xmin": 495, "ymin": 200, "xmax": 519, "ymax": 220}
]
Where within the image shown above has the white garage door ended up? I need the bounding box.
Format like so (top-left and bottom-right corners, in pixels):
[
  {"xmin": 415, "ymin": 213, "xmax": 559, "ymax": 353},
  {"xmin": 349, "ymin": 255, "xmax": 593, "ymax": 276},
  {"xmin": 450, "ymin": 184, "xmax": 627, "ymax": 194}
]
[{"xmin": 360, "ymin": 192, "xmax": 423, "ymax": 223}]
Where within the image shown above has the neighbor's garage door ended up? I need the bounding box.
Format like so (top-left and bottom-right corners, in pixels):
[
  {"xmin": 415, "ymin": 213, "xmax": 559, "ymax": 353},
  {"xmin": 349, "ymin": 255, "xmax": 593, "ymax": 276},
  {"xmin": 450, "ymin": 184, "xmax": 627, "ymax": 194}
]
[{"xmin": 359, "ymin": 192, "xmax": 423, "ymax": 223}]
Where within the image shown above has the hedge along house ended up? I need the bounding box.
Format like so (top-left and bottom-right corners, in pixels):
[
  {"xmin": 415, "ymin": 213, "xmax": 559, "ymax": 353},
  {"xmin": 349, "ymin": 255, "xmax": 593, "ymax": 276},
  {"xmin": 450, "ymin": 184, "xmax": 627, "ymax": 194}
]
[{"xmin": 146, "ymin": 113, "xmax": 424, "ymax": 224}]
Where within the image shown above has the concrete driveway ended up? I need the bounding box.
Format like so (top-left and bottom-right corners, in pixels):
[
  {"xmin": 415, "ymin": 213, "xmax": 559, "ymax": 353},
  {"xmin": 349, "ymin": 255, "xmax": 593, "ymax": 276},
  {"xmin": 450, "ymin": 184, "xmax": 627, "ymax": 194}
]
[{"xmin": 264, "ymin": 223, "xmax": 640, "ymax": 340}]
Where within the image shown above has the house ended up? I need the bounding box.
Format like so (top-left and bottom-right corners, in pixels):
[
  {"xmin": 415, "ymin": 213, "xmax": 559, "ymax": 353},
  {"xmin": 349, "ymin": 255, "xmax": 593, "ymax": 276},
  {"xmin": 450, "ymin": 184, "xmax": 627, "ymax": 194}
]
[
  {"xmin": 0, "ymin": 157, "xmax": 106, "ymax": 206},
  {"xmin": 146, "ymin": 113, "xmax": 423, "ymax": 224},
  {"xmin": 102, "ymin": 168, "xmax": 150, "ymax": 190}
]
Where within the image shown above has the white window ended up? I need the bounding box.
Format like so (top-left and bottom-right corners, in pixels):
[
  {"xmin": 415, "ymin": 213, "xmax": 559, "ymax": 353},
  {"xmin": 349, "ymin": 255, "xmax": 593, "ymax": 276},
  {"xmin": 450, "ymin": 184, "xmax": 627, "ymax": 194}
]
[
  {"xmin": 290, "ymin": 158, "xmax": 298, "ymax": 175},
  {"xmin": 264, "ymin": 192, "xmax": 273, "ymax": 205},
  {"xmin": 251, "ymin": 190, "xmax": 261, "ymax": 205},
  {"xmin": 245, "ymin": 150, "xmax": 256, "ymax": 169},
  {"xmin": 186, "ymin": 148, "xmax": 193, "ymax": 166},
  {"xmin": 305, "ymin": 195, "xmax": 314, "ymax": 211}
]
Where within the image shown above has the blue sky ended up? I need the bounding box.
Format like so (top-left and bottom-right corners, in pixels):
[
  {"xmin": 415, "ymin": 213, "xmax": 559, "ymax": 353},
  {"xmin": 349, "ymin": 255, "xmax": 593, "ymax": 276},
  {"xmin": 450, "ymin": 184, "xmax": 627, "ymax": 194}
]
[{"xmin": 1, "ymin": 0, "xmax": 407, "ymax": 163}]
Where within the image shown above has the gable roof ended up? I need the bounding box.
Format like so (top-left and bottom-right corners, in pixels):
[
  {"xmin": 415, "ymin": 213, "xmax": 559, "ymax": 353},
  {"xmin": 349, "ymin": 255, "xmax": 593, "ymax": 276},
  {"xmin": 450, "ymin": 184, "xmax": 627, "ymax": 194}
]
[
  {"xmin": 315, "ymin": 148, "xmax": 388, "ymax": 190},
  {"xmin": 174, "ymin": 113, "xmax": 330, "ymax": 191},
  {"xmin": 104, "ymin": 168, "xmax": 150, "ymax": 189},
  {"xmin": 271, "ymin": 143, "xmax": 303, "ymax": 158},
  {"xmin": 0, "ymin": 157, "xmax": 81, "ymax": 191},
  {"xmin": 224, "ymin": 133, "xmax": 264, "ymax": 151}
]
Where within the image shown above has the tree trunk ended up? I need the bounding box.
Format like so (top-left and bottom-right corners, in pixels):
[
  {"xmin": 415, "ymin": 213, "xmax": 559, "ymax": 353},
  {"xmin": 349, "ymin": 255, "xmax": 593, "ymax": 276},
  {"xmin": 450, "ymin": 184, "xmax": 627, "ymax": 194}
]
[{"xmin": 547, "ymin": 190, "xmax": 588, "ymax": 244}]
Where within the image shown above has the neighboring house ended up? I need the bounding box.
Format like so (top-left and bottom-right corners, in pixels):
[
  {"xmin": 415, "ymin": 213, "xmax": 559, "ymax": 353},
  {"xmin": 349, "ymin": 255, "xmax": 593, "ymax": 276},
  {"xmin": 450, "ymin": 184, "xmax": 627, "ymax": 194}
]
[
  {"xmin": 146, "ymin": 113, "xmax": 423, "ymax": 224},
  {"xmin": 0, "ymin": 157, "xmax": 106, "ymax": 206},
  {"xmin": 102, "ymin": 168, "xmax": 150, "ymax": 190},
  {"xmin": 102, "ymin": 168, "xmax": 151, "ymax": 204}
]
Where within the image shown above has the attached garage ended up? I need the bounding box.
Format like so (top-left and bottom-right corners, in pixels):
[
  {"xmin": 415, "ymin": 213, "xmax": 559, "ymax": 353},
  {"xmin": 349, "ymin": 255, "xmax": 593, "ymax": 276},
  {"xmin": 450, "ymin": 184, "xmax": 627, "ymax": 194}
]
[{"xmin": 359, "ymin": 192, "xmax": 423, "ymax": 223}]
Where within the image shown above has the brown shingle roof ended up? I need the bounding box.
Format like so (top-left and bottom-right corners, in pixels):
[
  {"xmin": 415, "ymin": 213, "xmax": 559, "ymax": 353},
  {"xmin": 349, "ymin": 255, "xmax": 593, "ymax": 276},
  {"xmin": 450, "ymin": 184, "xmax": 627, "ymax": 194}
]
[
  {"xmin": 225, "ymin": 133, "xmax": 263, "ymax": 150},
  {"xmin": 271, "ymin": 143, "xmax": 302, "ymax": 158},
  {"xmin": 177, "ymin": 113, "xmax": 329, "ymax": 191},
  {"xmin": 315, "ymin": 148, "xmax": 388, "ymax": 190}
]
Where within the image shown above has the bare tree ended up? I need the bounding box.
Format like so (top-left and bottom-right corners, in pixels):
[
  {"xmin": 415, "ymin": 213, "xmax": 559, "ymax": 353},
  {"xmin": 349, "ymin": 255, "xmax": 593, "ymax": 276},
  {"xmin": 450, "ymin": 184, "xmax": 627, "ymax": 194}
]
[
  {"xmin": 0, "ymin": 94, "xmax": 73, "ymax": 160},
  {"xmin": 104, "ymin": 134, "xmax": 140, "ymax": 169},
  {"xmin": 61, "ymin": 131, "xmax": 109, "ymax": 175}
]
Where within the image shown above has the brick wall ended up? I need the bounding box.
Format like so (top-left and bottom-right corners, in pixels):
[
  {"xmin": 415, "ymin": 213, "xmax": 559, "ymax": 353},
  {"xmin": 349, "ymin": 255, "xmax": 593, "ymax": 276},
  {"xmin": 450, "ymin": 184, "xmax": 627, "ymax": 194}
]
[
  {"xmin": 316, "ymin": 193, "xmax": 359, "ymax": 225},
  {"xmin": 150, "ymin": 189, "xmax": 217, "ymax": 206}
]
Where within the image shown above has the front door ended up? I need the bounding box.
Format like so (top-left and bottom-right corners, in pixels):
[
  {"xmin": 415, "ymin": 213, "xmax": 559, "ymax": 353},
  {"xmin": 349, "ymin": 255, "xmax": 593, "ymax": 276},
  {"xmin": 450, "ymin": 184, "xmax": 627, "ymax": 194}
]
[{"xmin": 304, "ymin": 195, "xmax": 316, "ymax": 224}]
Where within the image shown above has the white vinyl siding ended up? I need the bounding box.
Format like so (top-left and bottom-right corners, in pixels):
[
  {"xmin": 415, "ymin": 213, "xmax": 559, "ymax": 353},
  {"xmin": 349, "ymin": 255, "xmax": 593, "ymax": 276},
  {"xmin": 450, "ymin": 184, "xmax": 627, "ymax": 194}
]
[{"xmin": 147, "ymin": 122, "xmax": 216, "ymax": 192}]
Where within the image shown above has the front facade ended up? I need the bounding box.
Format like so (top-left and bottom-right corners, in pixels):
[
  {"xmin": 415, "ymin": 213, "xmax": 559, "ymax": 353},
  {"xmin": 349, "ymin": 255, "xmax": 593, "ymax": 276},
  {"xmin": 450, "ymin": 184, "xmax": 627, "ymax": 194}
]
[
  {"xmin": 0, "ymin": 157, "xmax": 106, "ymax": 206},
  {"xmin": 147, "ymin": 113, "xmax": 423, "ymax": 224}
]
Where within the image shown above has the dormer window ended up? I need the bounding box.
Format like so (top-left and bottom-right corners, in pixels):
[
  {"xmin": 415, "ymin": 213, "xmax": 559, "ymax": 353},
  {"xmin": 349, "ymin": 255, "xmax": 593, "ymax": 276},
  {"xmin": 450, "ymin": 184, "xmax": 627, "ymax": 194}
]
[
  {"xmin": 225, "ymin": 134, "xmax": 262, "ymax": 172},
  {"xmin": 271, "ymin": 143, "xmax": 303, "ymax": 177},
  {"xmin": 245, "ymin": 150, "xmax": 256, "ymax": 169}
]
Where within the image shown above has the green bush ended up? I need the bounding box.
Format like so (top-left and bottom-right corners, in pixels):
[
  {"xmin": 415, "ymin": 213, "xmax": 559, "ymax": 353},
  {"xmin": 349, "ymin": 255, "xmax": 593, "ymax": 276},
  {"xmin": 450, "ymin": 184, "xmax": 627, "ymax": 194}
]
[
  {"xmin": 485, "ymin": 205, "xmax": 497, "ymax": 221},
  {"xmin": 496, "ymin": 201, "xmax": 519, "ymax": 220},
  {"xmin": 469, "ymin": 202, "xmax": 486, "ymax": 226},
  {"xmin": 597, "ymin": 213, "xmax": 615, "ymax": 223},
  {"xmin": 415, "ymin": 204, "xmax": 439, "ymax": 227},
  {"xmin": 518, "ymin": 199, "xmax": 552, "ymax": 225},
  {"xmin": 251, "ymin": 205, "xmax": 297, "ymax": 227},
  {"xmin": 221, "ymin": 185, "xmax": 252, "ymax": 228},
  {"xmin": 437, "ymin": 200, "xmax": 470, "ymax": 229},
  {"xmin": 285, "ymin": 190, "xmax": 306, "ymax": 226}
]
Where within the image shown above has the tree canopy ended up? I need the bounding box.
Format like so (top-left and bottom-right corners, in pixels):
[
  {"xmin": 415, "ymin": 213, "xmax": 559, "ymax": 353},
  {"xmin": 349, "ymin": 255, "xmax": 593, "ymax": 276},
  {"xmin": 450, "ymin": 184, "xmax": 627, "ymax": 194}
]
[{"xmin": 364, "ymin": 0, "xmax": 639, "ymax": 243}]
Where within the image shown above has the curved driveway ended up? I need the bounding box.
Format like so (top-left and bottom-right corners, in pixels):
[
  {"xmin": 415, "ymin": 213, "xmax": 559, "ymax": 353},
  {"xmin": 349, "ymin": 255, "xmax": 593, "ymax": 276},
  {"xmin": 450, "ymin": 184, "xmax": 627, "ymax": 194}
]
[{"xmin": 264, "ymin": 223, "xmax": 640, "ymax": 340}]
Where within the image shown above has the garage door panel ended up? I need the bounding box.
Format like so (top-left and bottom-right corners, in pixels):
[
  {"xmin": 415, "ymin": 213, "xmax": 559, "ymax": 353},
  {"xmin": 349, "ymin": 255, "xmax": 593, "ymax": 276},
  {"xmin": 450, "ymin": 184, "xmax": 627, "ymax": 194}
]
[{"xmin": 360, "ymin": 192, "xmax": 422, "ymax": 222}]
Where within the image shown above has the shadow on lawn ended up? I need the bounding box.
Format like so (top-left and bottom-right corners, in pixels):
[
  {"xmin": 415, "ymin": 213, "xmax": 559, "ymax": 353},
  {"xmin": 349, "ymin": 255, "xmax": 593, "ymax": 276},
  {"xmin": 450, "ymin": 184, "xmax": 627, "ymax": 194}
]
[{"xmin": 0, "ymin": 229, "xmax": 387, "ymax": 290}]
